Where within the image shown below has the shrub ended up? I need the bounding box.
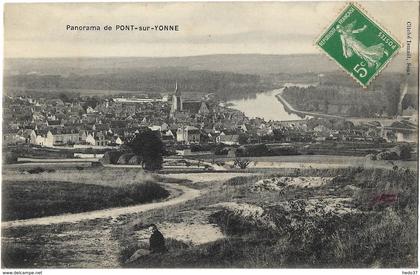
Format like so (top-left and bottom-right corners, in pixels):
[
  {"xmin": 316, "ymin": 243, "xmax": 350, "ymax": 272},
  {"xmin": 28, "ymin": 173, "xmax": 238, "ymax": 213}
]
[
  {"xmin": 223, "ymin": 175, "xmax": 260, "ymax": 186},
  {"xmin": 376, "ymin": 151, "xmax": 399, "ymax": 160},
  {"xmin": 127, "ymin": 130, "xmax": 163, "ymax": 171},
  {"xmin": 270, "ymin": 146, "xmax": 299, "ymax": 156},
  {"xmin": 101, "ymin": 151, "xmax": 123, "ymax": 164},
  {"xmin": 366, "ymin": 153, "xmax": 377, "ymax": 160},
  {"xmin": 26, "ymin": 167, "xmax": 55, "ymax": 174},
  {"xmin": 128, "ymin": 155, "xmax": 143, "ymax": 165},
  {"xmin": 393, "ymin": 144, "xmax": 412, "ymax": 160},
  {"xmin": 3, "ymin": 152, "xmax": 18, "ymax": 164},
  {"xmin": 236, "ymin": 144, "xmax": 270, "ymax": 157},
  {"xmin": 117, "ymin": 153, "xmax": 136, "ymax": 165},
  {"xmin": 120, "ymin": 182, "xmax": 170, "ymax": 204},
  {"xmin": 234, "ymin": 158, "xmax": 251, "ymax": 169},
  {"xmin": 214, "ymin": 146, "xmax": 229, "ymax": 155}
]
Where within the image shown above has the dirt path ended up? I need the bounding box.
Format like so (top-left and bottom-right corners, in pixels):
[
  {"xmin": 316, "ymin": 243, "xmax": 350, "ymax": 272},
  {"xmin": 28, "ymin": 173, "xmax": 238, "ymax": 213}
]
[
  {"xmin": 2, "ymin": 172, "xmax": 245, "ymax": 268},
  {"xmin": 2, "ymin": 182, "xmax": 201, "ymax": 229}
]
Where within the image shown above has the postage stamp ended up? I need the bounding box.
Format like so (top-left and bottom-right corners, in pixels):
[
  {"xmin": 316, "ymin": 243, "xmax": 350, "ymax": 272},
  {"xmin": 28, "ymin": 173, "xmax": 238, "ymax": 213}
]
[{"xmin": 316, "ymin": 3, "xmax": 401, "ymax": 87}]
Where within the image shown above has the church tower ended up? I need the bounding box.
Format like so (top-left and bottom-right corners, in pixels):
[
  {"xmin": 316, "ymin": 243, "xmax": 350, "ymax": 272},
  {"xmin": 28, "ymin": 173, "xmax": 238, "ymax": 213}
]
[{"xmin": 170, "ymin": 81, "xmax": 182, "ymax": 117}]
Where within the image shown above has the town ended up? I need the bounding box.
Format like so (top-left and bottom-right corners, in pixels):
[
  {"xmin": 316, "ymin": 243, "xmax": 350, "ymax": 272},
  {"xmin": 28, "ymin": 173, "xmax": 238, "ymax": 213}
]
[
  {"xmin": 2, "ymin": 77, "xmax": 418, "ymax": 268},
  {"xmin": 3, "ymin": 80, "xmax": 418, "ymax": 168},
  {"xmin": 2, "ymin": 1, "xmax": 419, "ymax": 269}
]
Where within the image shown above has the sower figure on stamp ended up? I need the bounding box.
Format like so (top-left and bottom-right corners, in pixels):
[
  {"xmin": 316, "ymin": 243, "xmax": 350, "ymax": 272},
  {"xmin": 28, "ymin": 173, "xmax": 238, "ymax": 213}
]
[{"xmin": 337, "ymin": 20, "xmax": 388, "ymax": 69}]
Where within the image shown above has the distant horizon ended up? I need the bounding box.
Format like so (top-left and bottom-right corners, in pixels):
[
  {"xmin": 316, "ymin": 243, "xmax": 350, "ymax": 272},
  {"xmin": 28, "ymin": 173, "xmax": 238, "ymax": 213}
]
[
  {"xmin": 5, "ymin": 2, "xmax": 417, "ymax": 58},
  {"xmin": 4, "ymin": 53, "xmax": 324, "ymax": 60},
  {"xmin": 4, "ymin": 52, "xmax": 409, "ymax": 77}
]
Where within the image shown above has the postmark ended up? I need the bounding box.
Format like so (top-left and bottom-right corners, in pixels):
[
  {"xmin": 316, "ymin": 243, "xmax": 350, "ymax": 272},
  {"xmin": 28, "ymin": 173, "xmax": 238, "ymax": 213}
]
[{"xmin": 316, "ymin": 3, "xmax": 401, "ymax": 87}]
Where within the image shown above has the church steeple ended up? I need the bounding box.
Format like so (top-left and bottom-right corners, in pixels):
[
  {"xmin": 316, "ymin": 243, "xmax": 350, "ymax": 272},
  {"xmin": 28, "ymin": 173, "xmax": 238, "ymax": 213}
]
[
  {"xmin": 170, "ymin": 81, "xmax": 183, "ymax": 118},
  {"xmin": 175, "ymin": 80, "xmax": 181, "ymax": 96}
]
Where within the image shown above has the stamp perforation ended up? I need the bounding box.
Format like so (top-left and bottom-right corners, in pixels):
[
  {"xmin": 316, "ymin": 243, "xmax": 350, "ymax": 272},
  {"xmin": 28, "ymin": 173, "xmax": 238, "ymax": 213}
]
[{"xmin": 314, "ymin": 2, "xmax": 403, "ymax": 88}]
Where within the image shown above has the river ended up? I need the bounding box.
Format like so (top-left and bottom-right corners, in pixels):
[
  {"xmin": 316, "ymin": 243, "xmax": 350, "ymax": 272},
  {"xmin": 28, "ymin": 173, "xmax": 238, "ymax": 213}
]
[{"xmin": 227, "ymin": 83, "xmax": 315, "ymax": 122}]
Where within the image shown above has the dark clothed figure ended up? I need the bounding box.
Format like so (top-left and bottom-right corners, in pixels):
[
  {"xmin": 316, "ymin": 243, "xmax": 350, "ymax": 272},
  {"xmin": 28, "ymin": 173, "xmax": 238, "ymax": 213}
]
[{"xmin": 149, "ymin": 224, "xmax": 166, "ymax": 253}]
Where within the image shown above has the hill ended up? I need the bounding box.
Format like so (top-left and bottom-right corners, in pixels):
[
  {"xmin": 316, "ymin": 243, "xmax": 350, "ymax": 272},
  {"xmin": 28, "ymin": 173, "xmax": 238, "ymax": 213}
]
[{"xmin": 4, "ymin": 53, "xmax": 406, "ymax": 76}]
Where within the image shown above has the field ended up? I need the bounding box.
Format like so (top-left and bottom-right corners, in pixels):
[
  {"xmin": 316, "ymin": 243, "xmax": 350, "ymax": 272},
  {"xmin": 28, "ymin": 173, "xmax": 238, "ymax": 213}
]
[
  {"xmin": 1, "ymin": 164, "xmax": 418, "ymax": 268},
  {"xmin": 2, "ymin": 180, "xmax": 169, "ymax": 221},
  {"xmin": 190, "ymin": 155, "xmax": 417, "ymax": 171},
  {"xmin": 1, "ymin": 166, "xmax": 184, "ymax": 222}
]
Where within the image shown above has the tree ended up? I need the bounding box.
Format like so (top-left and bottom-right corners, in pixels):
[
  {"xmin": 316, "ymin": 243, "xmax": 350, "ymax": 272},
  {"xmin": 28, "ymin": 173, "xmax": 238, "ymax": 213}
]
[
  {"xmin": 234, "ymin": 158, "xmax": 251, "ymax": 169},
  {"xmin": 384, "ymin": 81, "xmax": 401, "ymax": 116},
  {"xmin": 58, "ymin": 92, "xmax": 71, "ymax": 103},
  {"xmin": 238, "ymin": 133, "xmax": 248, "ymax": 145},
  {"xmin": 273, "ymin": 128, "xmax": 285, "ymax": 142},
  {"xmin": 82, "ymin": 97, "xmax": 100, "ymax": 110},
  {"xmin": 396, "ymin": 144, "xmax": 412, "ymax": 160},
  {"xmin": 128, "ymin": 129, "xmax": 164, "ymax": 171}
]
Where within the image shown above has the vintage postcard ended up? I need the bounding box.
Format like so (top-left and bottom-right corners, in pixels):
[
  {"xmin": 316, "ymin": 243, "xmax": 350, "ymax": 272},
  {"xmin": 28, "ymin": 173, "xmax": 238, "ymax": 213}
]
[{"xmin": 1, "ymin": 1, "xmax": 419, "ymax": 270}]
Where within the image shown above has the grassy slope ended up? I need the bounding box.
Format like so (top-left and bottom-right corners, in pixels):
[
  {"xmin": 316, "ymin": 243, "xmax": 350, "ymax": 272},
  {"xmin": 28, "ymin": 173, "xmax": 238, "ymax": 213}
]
[
  {"xmin": 2, "ymin": 180, "xmax": 169, "ymax": 221},
  {"xmin": 123, "ymin": 167, "xmax": 418, "ymax": 268},
  {"xmin": 1, "ymin": 166, "xmax": 418, "ymax": 268},
  {"xmin": 1, "ymin": 167, "xmax": 172, "ymax": 221}
]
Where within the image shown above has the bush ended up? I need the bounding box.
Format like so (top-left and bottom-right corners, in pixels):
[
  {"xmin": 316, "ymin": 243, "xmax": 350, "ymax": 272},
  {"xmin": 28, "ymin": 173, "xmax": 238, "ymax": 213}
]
[
  {"xmin": 26, "ymin": 167, "xmax": 55, "ymax": 174},
  {"xmin": 214, "ymin": 146, "xmax": 229, "ymax": 155},
  {"xmin": 236, "ymin": 144, "xmax": 270, "ymax": 157},
  {"xmin": 190, "ymin": 144, "xmax": 213, "ymax": 152},
  {"xmin": 376, "ymin": 151, "xmax": 399, "ymax": 160},
  {"xmin": 366, "ymin": 153, "xmax": 377, "ymax": 160},
  {"xmin": 101, "ymin": 151, "xmax": 123, "ymax": 164},
  {"xmin": 127, "ymin": 130, "xmax": 163, "ymax": 171},
  {"xmin": 128, "ymin": 155, "xmax": 143, "ymax": 165},
  {"xmin": 370, "ymin": 144, "xmax": 413, "ymax": 161},
  {"xmin": 117, "ymin": 153, "xmax": 136, "ymax": 165},
  {"xmin": 120, "ymin": 182, "xmax": 170, "ymax": 204},
  {"xmin": 234, "ymin": 158, "xmax": 251, "ymax": 169},
  {"xmin": 393, "ymin": 144, "xmax": 412, "ymax": 160},
  {"xmin": 270, "ymin": 146, "xmax": 299, "ymax": 156},
  {"xmin": 223, "ymin": 175, "xmax": 260, "ymax": 186},
  {"xmin": 3, "ymin": 152, "xmax": 18, "ymax": 164}
]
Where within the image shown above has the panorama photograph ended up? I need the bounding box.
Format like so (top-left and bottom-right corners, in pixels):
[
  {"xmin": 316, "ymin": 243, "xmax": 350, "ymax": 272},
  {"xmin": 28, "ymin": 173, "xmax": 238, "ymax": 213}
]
[{"xmin": 1, "ymin": 1, "xmax": 419, "ymax": 269}]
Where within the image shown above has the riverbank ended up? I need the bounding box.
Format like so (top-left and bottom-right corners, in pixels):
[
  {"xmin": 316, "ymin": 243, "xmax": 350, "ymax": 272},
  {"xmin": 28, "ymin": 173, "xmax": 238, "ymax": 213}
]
[
  {"xmin": 275, "ymin": 89, "xmax": 344, "ymax": 120},
  {"xmin": 226, "ymin": 86, "xmax": 344, "ymax": 122}
]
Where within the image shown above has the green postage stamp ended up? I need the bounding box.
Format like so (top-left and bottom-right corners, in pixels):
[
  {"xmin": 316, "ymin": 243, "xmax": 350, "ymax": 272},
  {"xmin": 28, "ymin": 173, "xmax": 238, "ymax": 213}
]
[{"xmin": 317, "ymin": 3, "xmax": 401, "ymax": 87}]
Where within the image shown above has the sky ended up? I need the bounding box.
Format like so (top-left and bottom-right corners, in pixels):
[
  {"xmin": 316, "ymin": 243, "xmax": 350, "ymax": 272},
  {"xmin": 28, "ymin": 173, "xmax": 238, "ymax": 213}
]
[{"xmin": 4, "ymin": 1, "xmax": 419, "ymax": 58}]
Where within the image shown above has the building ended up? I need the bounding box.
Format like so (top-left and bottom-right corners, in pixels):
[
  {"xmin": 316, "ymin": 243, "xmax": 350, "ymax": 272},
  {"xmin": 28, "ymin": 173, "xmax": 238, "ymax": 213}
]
[
  {"xmin": 216, "ymin": 132, "xmax": 240, "ymax": 145},
  {"xmin": 170, "ymin": 82, "xmax": 183, "ymax": 117},
  {"xmin": 183, "ymin": 101, "xmax": 210, "ymax": 115},
  {"xmin": 95, "ymin": 132, "xmax": 109, "ymax": 146},
  {"xmin": 30, "ymin": 130, "xmax": 54, "ymax": 147},
  {"xmin": 85, "ymin": 133, "xmax": 96, "ymax": 145},
  {"xmin": 50, "ymin": 129, "xmax": 79, "ymax": 145},
  {"xmin": 3, "ymin": 130, "xmax": 25, "ymax": 145},
  {"xmin": 170, "ymin": 81, "xmax": 211, "ymax": 118},
  {"xmin": 176, "ymin": 126, "xmax": 201, "ymax": 144}
]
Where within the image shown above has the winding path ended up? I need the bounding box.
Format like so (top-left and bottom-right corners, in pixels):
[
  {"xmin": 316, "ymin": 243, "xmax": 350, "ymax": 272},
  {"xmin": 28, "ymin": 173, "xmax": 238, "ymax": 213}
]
[
  {"xmin": 2, "ymin": 172, "xmax": 245, "ymax": 268},
  {"xmin": 2, "ymin": 182, "xmax": 201, "ymax": 229}
]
